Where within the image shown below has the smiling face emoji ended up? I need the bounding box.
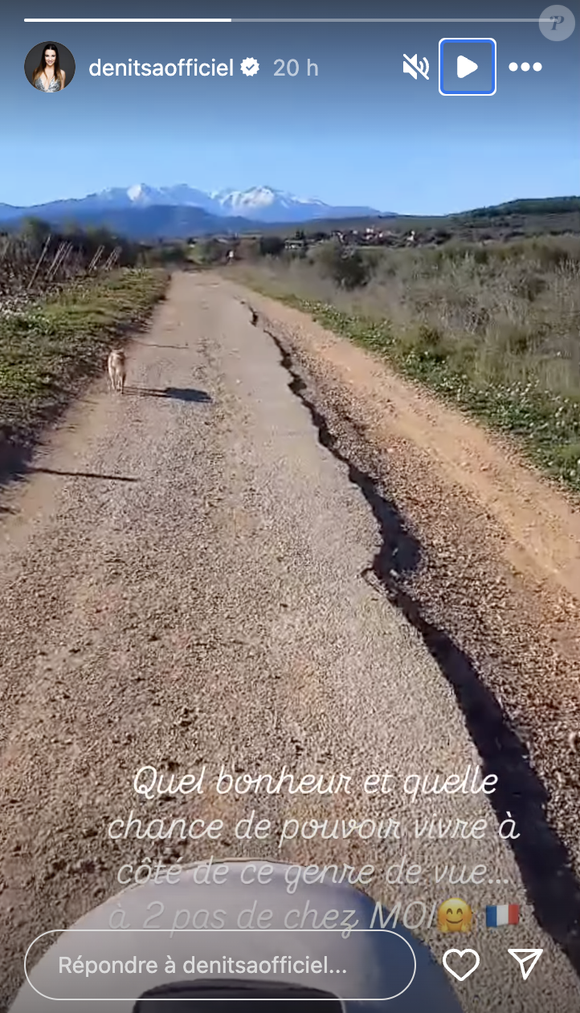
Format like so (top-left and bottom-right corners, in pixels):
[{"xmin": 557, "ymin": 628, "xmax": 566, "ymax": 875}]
[{"xmin": 437, "ymin": 898, "xmax": 473, "ymax": 933}]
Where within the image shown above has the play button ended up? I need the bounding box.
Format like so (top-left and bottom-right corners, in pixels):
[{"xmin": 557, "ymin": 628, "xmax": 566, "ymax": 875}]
[
  {"xmin": 439, "ymin": 39, "xmax": 496, "ymax": 95},
  {"xmin": 457, "ymin": 54, "xmax": 478, "ymax": 78}
]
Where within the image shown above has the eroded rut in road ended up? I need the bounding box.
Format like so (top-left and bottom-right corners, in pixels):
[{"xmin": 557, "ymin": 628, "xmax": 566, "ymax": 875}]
[{"xmin": 256, "ymin": 304, "xmax": 580, "ymax": 974}]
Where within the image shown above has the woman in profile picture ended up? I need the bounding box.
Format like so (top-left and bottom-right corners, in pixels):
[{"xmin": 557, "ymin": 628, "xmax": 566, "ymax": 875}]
[{"xmin": 32, "ymin": 42, "xmax": 66, "ymax": 92}]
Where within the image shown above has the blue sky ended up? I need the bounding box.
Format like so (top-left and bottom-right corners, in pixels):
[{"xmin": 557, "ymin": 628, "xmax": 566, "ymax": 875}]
[{"xmin": 3, "ymin": 0, "xmax": 579, "ymax": 215}]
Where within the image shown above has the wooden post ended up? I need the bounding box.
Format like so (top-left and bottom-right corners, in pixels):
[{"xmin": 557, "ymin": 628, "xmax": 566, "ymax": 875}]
[
  {"xmin": 88, "ymin": 245, "xmax": 105, "ymax": 273},
  {"xmin": 27, "ymin": 235, "xmax": 52, "ymax": 290}
]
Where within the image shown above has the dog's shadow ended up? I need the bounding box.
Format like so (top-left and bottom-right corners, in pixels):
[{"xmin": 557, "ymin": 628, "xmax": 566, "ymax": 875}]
[{"xmin": 126, "ymin": 387, "xmax": 212, "ymax": 403}]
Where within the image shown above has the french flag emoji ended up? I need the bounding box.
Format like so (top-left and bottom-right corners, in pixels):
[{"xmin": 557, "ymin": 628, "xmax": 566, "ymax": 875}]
[{"xmin": 486, "ymin": 904, "xmax": 520, "ymax": 927}]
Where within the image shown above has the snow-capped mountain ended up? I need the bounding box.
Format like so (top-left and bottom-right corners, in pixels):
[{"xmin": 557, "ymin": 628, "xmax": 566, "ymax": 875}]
[
  {"xmin": 210, "ymin": 185, "xmax": 333, "ymax": 221},
  {"xmin": 96, "ymin": 183, "xmax": 385, "ymax": 221},
  {"xmin": 0, "ymin": 183, "xmax": 394, "ymax": 239},
  {"xmin": 96, "ymin": 183, "xmax": 218, "ymax": 212},
  {"xmin": 0, "ymin": 183, "xmax": 389, "ymax": 225}
]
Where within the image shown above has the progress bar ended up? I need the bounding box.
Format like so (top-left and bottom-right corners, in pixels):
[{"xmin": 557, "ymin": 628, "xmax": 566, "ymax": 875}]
[
  {"xmin": 24, "ymin": 17, "xmax": 233, "ymax": 22},
  {"xmin": 24, "ymin": 16, "xmax": 553, "ymax": 22}
]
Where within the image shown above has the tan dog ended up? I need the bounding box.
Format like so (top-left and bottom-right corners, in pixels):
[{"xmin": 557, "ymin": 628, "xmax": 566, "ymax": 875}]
[{"xmin": 107, "ymin": 350, "xmax": 126, "ymax": 393}]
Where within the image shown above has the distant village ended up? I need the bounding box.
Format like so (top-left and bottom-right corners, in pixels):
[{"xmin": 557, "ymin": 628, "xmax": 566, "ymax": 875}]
[
  {"xmin": 198, "ymin": 223, "xmax": 456, "ymax": 262},
  {"xmin": 281, "ymin": 226, "xmax": 425, "ymax": 251},
  {"xmin": 189, "ymin": 207, "xmax": 561, "ymax": 264}
]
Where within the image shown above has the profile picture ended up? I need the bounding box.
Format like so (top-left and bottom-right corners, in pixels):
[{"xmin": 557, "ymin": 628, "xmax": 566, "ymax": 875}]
[{"xmin": 24, "ymin": 41, "xmax": 75, "ymax": 92}]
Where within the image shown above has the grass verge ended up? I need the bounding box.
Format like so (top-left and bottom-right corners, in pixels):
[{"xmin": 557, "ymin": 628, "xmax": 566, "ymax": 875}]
[
  {"xmin": 0, "ymin": 268, "xmax": 169, "ymax": 470},
  {"xmin": 237, "ymin": 266, "xmax": 580, "ymax": 494}
]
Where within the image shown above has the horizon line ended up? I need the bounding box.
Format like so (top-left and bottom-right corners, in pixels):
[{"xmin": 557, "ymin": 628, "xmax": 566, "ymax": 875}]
[{"xmin": 1, "ymin": 191, "xmax": 578, "ymax": 224}]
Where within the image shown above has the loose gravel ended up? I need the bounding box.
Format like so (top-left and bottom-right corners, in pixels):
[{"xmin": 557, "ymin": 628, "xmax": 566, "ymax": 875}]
[{"xmin": 0, "ymin": 274, "xmax": 579, "ymax": 1012}]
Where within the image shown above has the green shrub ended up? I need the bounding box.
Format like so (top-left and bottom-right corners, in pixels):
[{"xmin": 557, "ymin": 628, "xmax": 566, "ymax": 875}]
[
  {"xmin": 233, "ymin": 232, "xmax": 580, "ymax": 491},
  {"xmin": 315, "ymin": 240, "xmax": 372, "ymax": 289},
  {"xmin": 259, "ymin": 236, "xmax": 285, "ymax": 257}
]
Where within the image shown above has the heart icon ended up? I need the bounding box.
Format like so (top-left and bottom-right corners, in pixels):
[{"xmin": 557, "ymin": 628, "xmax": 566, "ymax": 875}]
[{"xmin": 443, "ymin": 948, "xmax": 480, "ymax": 981}]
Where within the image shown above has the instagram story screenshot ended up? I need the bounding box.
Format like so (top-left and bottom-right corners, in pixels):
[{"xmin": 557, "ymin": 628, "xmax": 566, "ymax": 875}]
[{"xmin": 0, "ymin": 0, "xmax": 579, "ymax": 1010}]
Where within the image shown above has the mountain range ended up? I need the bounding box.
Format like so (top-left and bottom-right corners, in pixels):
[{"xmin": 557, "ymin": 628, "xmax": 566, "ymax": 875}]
[{"xmin": 0, "ymin": 184, "xmax": 391, "ymax": 239}]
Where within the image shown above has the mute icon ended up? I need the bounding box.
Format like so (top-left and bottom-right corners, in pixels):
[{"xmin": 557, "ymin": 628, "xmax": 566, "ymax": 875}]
[{"xmin": 402, "ymin": 54, "xmax": 429, "ymax": 80}]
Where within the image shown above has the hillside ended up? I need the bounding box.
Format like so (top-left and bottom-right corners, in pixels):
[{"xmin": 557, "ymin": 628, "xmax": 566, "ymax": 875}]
[
  {"xmin": 255, "ymin": 197, "xmax": 580, "ymax": 241},
  {"xmin": 1, "ymin": 195, "xmax": 578, "ymax": 243},
  {"xmin": 0, "ymin": 183, "xmax": 387, "ymax": 237},
  {"xmin": 0, "ymin": 205, "xmax": 257, "ymax": 241},
  {"xmin": 461, "ymin": 197, "xmax": 580, "ymax": 218}
]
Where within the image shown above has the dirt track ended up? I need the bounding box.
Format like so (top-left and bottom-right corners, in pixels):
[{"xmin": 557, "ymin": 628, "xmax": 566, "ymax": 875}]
[{"xmin": 1, "ymin": 272, "xmax": 580, "ymax": 1011}]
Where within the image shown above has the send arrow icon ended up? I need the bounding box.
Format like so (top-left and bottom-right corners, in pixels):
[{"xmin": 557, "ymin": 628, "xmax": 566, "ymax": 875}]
[
  {"xmin": 508, "ymin": 949, "xmax": 543, "ymax": 981},
  {"xmin": 457, "ymin": 54, "xmax": 478, "ymax": 78}
]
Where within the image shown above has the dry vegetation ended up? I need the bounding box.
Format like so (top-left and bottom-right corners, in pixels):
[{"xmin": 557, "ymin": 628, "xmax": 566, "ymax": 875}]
[
  {"xmin": 232, "ymin": 235, "xmax": 580, "ymax": 490},
  {"xmin": 0, "ymin": 268, "xmax": 169, "ymax": 469},
  {"xmin": 0, "ymin": 219, "xmax": 185, "ymax": 470}
]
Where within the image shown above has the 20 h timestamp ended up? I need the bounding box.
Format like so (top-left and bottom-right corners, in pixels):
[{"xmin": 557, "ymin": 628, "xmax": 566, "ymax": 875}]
[{"xmin": 274, "ymin": 58, "xmax": 319, "ymax": 76}]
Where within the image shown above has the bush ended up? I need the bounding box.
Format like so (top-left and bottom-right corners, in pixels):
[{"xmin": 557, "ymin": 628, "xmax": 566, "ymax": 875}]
[
  {"xmin": 259, "ymin": 236, "xmax": 285, "ymax": 257},
  {"xmin": 19, "ymin": 217, "xmax": 51, "ymax": 252},
  {"xmin": 196, "ymin": 238, "xmax": 224, "ymax": 264},
  {"xmin": 315, "ymin": 240, "xmax": 372, "ymax": 289},
  {"xmin": 236, "ymin": 237, "xmax": 261, "ymax": 260}
]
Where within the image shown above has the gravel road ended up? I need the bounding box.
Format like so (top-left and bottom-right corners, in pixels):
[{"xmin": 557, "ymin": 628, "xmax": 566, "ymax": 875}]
[{"xmin": 0, "ymin": 272, "xmax": 579, "ymax": 1011}]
